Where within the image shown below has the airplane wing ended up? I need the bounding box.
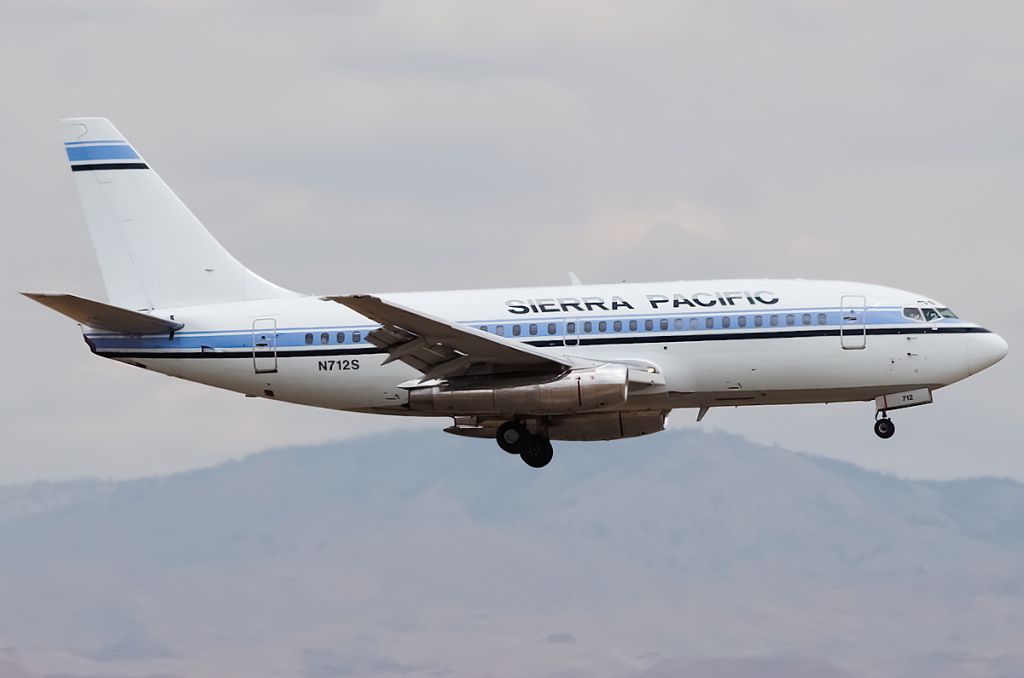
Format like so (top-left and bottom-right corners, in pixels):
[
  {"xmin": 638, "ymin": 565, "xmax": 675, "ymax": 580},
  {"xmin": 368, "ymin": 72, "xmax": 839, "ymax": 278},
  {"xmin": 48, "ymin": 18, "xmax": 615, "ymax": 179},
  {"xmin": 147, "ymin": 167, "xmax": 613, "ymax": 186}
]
[
  {"xmin": 22, "ymin": 292, "xmax": 184, "ymax": 335},
  {"xmin": 322, "ymin": 294, "xmax": 572, "ymax": 380}
]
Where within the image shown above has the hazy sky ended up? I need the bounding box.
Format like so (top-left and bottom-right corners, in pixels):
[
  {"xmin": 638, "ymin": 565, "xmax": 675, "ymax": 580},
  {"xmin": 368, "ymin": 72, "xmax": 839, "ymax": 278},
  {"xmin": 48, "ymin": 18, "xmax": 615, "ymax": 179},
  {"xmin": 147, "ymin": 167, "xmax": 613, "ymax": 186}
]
[{"xmin": 1, "ymin": 0, "xmax": 1021, "ymax": 482}]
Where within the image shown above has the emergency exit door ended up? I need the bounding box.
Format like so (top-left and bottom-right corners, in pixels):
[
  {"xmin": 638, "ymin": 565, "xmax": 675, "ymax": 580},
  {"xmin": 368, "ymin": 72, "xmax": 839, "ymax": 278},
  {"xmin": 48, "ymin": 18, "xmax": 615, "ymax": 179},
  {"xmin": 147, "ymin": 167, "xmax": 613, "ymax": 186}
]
[{"xmin": 563, "ymin": 318, "xmax": 580, "ymax": 347}]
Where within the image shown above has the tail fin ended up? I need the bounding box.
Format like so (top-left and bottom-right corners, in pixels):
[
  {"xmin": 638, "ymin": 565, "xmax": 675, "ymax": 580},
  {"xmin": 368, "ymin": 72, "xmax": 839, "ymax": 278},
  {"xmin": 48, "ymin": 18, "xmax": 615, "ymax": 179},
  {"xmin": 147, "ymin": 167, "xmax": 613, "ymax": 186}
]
[{"xmin": 61, "ymin": 117, "xmax": 299, "ymax": 310}]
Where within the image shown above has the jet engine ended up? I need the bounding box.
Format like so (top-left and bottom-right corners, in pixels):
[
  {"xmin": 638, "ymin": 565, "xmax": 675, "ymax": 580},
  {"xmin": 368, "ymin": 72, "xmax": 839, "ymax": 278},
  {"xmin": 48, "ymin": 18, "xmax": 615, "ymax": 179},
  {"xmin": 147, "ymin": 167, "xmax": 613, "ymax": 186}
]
[{"xmin": 408, "ymin": 365, "xmax": 629, "ymax": 415}]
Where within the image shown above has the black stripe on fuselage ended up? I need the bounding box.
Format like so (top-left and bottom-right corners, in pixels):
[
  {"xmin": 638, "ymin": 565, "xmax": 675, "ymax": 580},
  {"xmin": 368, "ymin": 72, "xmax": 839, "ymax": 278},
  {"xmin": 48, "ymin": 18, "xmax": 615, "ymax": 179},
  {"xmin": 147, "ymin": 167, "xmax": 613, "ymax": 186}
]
[
  {"xmin": 528, "ymin": 325, "xmax": 990, "ymax": 347},
  {"xmin": 93, "ymin": 325, "xmax": 990, "ymax": 360},
  {"xmin": 93, "ymin": 346, "xmax": 383, "ymax": 359},
  {"xmin": 71, "ymin": 162, "xmax": 150, "ymax": 172}
]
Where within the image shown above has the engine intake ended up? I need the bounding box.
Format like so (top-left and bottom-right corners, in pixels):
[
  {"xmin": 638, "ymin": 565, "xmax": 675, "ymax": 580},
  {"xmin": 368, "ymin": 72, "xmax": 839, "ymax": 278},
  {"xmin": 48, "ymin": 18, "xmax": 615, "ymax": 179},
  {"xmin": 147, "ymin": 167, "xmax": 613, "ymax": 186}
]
[{"xmin": 408, "ymin": 365, "xmax": 629, "ymax": 415}]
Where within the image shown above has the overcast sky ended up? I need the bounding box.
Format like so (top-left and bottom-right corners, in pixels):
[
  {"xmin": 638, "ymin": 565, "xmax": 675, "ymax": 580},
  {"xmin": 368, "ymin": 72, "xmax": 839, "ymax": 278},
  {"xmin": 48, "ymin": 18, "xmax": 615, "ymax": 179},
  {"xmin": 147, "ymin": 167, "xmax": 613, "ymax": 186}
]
[{"xmin": 1, "ymin": 0, "xmax": 1021, "ymax": 482}]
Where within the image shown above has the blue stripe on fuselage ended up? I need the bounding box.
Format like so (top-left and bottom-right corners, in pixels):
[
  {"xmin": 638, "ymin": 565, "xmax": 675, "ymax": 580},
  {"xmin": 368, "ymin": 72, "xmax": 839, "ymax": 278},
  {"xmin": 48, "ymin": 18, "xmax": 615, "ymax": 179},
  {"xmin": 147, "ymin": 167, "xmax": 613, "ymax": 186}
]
[{"xmin": 85, "ymin": 306, "xmax": 954, "ymax": 354}]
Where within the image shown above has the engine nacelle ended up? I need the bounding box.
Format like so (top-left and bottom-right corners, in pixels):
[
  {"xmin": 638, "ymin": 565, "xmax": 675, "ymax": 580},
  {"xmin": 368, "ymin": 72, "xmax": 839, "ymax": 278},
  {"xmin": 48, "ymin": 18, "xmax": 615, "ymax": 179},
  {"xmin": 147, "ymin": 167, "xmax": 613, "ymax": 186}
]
[{"xmin": 408, "ymin": 366, "xmax": 629, "ymax": 415}]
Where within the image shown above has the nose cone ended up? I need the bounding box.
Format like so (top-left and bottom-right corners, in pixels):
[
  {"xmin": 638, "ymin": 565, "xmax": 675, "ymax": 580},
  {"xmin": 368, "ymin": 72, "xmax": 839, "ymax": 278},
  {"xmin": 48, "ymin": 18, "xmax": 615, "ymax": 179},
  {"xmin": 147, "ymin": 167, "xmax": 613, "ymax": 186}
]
[{"xmin": 967, "ymin": 332, "xmax": 1009, "ymax": 375}]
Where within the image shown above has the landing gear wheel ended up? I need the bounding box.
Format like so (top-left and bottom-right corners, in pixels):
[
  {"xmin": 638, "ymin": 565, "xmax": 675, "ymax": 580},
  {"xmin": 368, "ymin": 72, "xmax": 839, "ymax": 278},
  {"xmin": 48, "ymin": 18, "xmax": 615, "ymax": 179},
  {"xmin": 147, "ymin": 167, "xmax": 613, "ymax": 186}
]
[
  {"xmin": 874, "ymin": 417, "xmax": 895, "ymax": 439},
  {"xmin": 496, "ymin": 421, "xmax": 530, "ymax": 455},
  {"xmin": 520, "ymin": 436, "xmax": 554, "ymax": 469}
]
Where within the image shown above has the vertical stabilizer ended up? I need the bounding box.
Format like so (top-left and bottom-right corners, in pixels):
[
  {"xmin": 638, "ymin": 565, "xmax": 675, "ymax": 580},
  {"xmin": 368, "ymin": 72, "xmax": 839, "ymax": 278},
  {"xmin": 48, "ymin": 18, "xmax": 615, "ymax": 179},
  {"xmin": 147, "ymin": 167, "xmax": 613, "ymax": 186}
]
[{"xmin": 61, "ymin": 117, "xmax": 299, "ymax": 310}]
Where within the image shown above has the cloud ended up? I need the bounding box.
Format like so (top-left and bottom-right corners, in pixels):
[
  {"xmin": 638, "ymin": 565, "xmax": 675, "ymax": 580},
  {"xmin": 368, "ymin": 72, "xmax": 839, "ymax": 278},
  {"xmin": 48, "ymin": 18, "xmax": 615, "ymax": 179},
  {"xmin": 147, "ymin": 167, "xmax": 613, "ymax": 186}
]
[
  {"xmin": 2, "ymin": 1, "xmax": 1022, "ymax": 480},
  {"xmin": 786, "ymin": 235, "xmax": 838, "ymax": 258}
]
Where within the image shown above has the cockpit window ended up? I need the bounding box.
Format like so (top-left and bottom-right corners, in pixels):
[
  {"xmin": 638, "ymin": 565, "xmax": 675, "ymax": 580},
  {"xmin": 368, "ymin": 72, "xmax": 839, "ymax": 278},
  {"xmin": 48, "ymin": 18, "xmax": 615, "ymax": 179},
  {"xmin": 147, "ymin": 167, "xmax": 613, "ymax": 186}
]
[
  {"xmin": 903, "ymin": 307, "xmax": 923, "ymax": 322},
  {"xmin": 905, "ymin": 305, "xmax": 958, "ymax": 322}
]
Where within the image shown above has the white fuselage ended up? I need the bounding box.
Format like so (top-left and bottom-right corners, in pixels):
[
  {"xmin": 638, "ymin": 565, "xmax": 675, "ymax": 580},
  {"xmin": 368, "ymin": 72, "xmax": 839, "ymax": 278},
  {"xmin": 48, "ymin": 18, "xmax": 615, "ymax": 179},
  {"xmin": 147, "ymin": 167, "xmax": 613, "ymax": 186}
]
[{"xmin": 83, "ymin": 278, "xmax": 1006, "ymax": 418}]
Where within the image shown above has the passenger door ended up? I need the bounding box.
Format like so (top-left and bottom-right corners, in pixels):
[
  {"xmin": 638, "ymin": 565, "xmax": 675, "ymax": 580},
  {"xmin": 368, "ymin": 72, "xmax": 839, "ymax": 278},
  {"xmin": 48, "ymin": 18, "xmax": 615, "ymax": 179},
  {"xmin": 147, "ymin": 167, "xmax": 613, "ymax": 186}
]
[
  {"xmin": 840, "ymin": 295, "xmax": 866, "ymax": 350},
  {"xmin": 252, "ymin": 318, "xmax": 278, "ymax": 373}
]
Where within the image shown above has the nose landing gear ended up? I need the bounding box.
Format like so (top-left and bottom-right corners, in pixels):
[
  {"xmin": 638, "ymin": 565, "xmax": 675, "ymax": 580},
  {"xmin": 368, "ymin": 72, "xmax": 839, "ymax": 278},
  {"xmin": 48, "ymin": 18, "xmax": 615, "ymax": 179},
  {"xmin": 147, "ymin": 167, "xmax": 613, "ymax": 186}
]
[
  {"xmin": 872, "ymin": 388, "xmax": 934, "ymax": 440},
  {"xmin": 495, "ymin": 420, "xmax": 554, "ymax": 468},
  {"xmin": 874, "ymin": 413, "xmax": 896, "ymax": 439}
]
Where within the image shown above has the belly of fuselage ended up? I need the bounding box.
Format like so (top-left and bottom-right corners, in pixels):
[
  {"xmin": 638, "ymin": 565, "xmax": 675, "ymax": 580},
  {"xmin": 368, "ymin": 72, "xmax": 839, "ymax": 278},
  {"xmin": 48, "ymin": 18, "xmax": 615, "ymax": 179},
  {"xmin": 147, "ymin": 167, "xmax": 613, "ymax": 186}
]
[{"xmin": 114, "ymin": 332, "xmax": 969, "ymax": 414}]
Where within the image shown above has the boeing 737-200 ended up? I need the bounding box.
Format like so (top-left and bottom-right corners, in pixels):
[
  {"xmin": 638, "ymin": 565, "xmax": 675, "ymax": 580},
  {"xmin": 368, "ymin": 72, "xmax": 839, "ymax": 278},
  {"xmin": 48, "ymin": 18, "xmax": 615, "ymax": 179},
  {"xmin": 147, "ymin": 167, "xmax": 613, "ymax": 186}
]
[{"xmin": 24, "ymin": 118, "xmax": 1009, "ymax": 468}]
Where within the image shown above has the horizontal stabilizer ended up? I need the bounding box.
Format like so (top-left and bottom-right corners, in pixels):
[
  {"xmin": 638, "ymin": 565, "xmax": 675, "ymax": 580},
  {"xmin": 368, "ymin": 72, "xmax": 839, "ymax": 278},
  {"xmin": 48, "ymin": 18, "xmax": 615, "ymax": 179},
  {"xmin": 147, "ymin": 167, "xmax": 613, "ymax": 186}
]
[{"xmin": 22, "ymin": 292, "xmax": 184, "ymax": 334}]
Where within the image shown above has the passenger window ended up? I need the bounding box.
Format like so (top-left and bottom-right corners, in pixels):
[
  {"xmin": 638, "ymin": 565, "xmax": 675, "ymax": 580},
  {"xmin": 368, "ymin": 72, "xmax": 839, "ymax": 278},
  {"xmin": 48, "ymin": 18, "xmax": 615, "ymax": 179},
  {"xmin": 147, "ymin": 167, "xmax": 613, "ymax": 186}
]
[
  {"xmin": 660, "ymin": 319, "xmax": 668, "ymax": 331},
  {"xmin": 613, "ymin": 320, "xmax": 622, "ymax": 332},
  {"xmin": 353, "ymin": 331, "xmax": 361, "ymax": 343},
  {"xmin": 496, "ymin": 325, "xmax": 506, "ymax": 336},
  {"xmin": 786, "ymin": 314, "xmax": 796, "ymax": 326},
  {"xmin": 320, "ymin": 332, "xmax": 329, "ymax": 344},
  {"xmin": 754, "ymin": 316, "xmax": 764, "ymax": 328},
  {"xmin": 802, "ymin": 313, "xmax": 811, "ymax": 326},
  {"xmin": 922, "ymin": 308, "xmax": 940, "ymax": 321},
  {"xmin": 479, "ymin": 326, "xmax": 487, "ymax": 333},
  {"xmin": 566, "ymin": 322, "xmax": 575, "ymax": 334},
  {"xmin": 336, "ymin": 332, "xmax": 345, "ymax": 343},
  {"xmin": 738, "ymin": 316, "xmax": 747, "ymax": 328},
  {"xmin": 547, "ymin": 323, "xmax": 557, "ymax": 335},
  {"xmin": 722, "ymin": 316, "xmax": 731, "ymax": 328},
  {"xmin": 598, "ymin": 321, "xmax": 607, "ymax": 332},
  {"xmin": 817, "ymin": 313, "xmax": 827, "ymax": 325},
  {"xmin": 690, "ymin": 317, "xmax": 699, "ymax": 330},
  {"xmin": 674, "ymin": 318, "xmax": 684, "ymax": 330},
  {"xmin": 529, "ymin": 324, "xmax": 538, "ymax": 336},
  {"xmin": 705, "ymin": 317, "xmax": 714, "ymax": 330},
  {"xmin": 304, "ymin": 333, "xmax": 313, "ymax": 345},
  {"xmin": 629, "ymin": 319, "xmax": 638, "ymax": 331},
  {"xmin": 770, "ymin": 315, "xmax": 779, "ymax": 327},
  {"xmin": 512, "ymin": 325, "xmax": 522, "ymax": 336},
  {"xmin": 584, "ymin": 321, "xmax": 593, "ymax": 333},
  {"xmin": 645, "ymin": 319, "xmax": 654, "ymax": 331}
]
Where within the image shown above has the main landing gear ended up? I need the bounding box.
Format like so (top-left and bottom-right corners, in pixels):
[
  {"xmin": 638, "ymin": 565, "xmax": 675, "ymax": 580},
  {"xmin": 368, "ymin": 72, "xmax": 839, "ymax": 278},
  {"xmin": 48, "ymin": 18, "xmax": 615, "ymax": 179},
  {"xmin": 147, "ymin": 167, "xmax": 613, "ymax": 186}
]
[
  {"xmin": 874, "ymin": 412, "xmax": 896, "ymax": 439},
  {"xmin": 496, "ymin": 420, "xmax": 554, "ymax": 468}
]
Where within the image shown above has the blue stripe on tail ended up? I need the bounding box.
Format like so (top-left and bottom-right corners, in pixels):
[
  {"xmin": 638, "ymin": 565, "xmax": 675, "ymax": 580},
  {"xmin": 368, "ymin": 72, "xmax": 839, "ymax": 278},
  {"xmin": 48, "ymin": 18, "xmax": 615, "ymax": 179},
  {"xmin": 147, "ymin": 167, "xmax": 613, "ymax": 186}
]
[{"xmin": 66, "ymin": 144, "xmax": 139, "ymax": 162}]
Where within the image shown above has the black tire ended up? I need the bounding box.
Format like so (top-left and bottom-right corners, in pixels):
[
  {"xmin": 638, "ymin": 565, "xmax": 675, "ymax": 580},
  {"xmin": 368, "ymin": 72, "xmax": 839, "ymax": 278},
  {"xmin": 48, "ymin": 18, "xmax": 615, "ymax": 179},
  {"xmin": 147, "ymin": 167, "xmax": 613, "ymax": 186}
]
[
  {"xmin": 496, "ymin": 421, "xmax": 529, "ymax": 454},
  {"xmin": 521, "ymin": 436, "xmax": 554, "ymax": 468},
  {"xmin": 874, "ymin": 418, "xmax": 895, "ymax": 439}
]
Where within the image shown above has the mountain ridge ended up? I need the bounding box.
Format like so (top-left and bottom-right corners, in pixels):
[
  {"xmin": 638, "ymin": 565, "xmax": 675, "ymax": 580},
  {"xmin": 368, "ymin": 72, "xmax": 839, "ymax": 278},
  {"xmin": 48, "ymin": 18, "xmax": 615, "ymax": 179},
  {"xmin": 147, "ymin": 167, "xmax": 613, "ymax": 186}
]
[{"xmin": 1, "ymin": 429, "xmax": 1021, "ymax": 678}]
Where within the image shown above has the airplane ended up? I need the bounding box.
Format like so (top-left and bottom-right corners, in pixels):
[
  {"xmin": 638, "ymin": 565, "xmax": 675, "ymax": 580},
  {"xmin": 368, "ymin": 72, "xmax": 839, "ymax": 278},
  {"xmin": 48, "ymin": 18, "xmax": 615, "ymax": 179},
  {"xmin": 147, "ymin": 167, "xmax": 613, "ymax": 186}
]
[{"xmin": 24, "ymin": 118, "xmax": 1009, "ymax": 468}]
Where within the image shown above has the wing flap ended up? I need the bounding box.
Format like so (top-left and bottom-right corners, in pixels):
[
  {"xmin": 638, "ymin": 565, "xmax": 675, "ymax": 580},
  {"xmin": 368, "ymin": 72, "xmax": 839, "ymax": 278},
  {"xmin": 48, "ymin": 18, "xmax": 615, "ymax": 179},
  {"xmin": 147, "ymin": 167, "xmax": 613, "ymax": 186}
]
[
  {"xmin": 323, "ymin": 294, "xmax": 572, "ymax": 378},
  {"xmin": 22, "ymin": 292, "xmax": 184, "ymax": 335}
]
